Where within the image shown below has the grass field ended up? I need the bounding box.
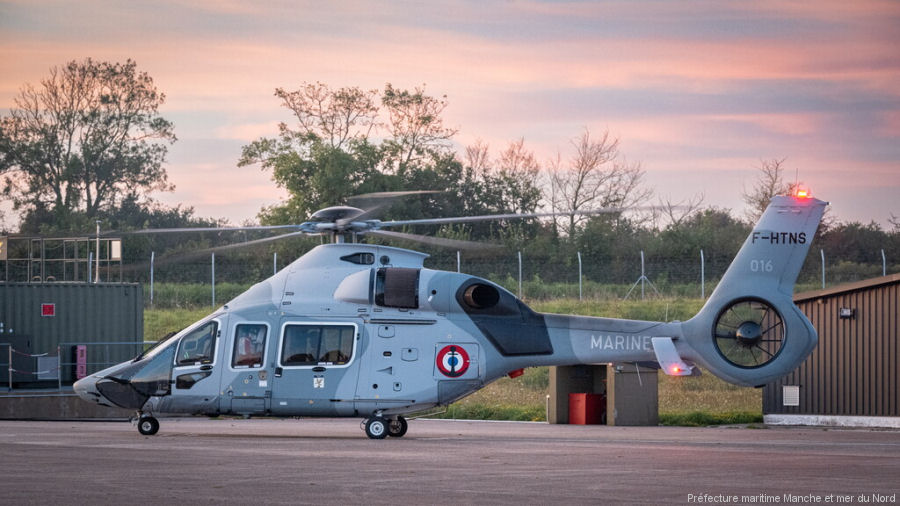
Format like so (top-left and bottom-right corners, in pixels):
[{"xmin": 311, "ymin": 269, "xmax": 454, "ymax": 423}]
[{"xmin": 144, "ymin": 297, "xmax": 762, "ymax": 425}]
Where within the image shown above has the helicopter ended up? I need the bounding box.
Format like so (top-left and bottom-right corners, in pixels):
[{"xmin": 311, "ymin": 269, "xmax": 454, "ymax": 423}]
[{"xmin": 74, "ymin": 192, "xmax": 827, "ymax": 438}]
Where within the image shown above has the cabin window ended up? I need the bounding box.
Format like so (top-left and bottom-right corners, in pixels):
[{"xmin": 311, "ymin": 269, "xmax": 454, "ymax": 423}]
[
  {"xmin": 176, "ymin": 321, "xmax": 217, "ymax": 365},
  {"xmin": 232, "ymin": 324, "xmax": 267, "ymax": 368},
  {"xmin": 281, "ymin": 324, "xmax": 355, "ymax": 366}
]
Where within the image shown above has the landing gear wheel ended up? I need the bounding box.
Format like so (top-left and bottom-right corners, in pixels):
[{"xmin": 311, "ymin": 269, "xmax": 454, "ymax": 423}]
[
  {"xmin": 138, "ymin": 416, "xmax": 159, "ymax": 436},
  {"xmin": 388, "ymin": 416, "xmax": 408, "ymax": 438},
  {"xmin": 364, "ymin": 417, "xmax": 388, "ymax": 439}
]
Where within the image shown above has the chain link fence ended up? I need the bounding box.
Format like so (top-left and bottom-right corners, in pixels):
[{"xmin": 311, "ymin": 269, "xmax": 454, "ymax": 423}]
[{"xmin": 135, "ymin": 242, "xmax": 897, "ymax": 308}]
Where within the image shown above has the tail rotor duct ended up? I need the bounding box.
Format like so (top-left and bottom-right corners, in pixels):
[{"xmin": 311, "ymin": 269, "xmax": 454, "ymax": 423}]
[{"xmin": 713, "ymin": 298, "xmax": 785, "ymax": 369}]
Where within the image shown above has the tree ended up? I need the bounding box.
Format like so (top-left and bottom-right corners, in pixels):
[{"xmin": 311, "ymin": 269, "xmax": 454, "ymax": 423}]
[
  {"xmin": 654, "ymin": 207, "xmax": 750, "ymax": 281},
  {"xmin": 652, "ymin": 193, "xmax": 705, "ymax": 229},
  {"xmin": 274, "ymin": 82, "xmax": 379, "ymax": 149},
  {"xmin": 240, "ymin": 136, "xmax": 384, "ymax": 224},
  {"xmin": 381, "ymin": 83, "xmax": 458, "ymax": 174},
  {"xmin": 741, "ymin": 158, "xmax": 798, "ymax": 222},
  {"xmin": 0, "ymin": 58, "xmax": 176, "ymax": 230},
  {"xmin": 242, "ymin": 82, "xmax": 464, "ymax": 225},
  {"xmin": 463, "ymin": 138, "xmax": 542, "ymax": 215},
  {"xmin": 548, "ymin": 128, "xmax": 650, "ymax": 236}
]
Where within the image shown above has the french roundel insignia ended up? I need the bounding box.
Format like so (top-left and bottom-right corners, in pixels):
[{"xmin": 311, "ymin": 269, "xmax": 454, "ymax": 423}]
[{"xmin": 436, "ymin": 345, "xmax": 470, "ymax": 378}]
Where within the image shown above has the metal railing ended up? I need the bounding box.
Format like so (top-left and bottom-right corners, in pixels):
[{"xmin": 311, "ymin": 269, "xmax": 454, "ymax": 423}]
[{"xmin": 2, "ymin": 341, "xmax": 151, "ymax": 393}]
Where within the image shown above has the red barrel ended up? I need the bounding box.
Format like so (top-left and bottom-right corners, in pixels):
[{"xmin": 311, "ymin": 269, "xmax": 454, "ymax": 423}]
[{"xmin": 568, "ymin": 393, "xmax": 606, "ymax": 424}]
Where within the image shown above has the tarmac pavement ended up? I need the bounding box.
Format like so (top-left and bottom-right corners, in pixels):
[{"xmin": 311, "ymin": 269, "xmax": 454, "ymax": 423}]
[{"xmin": 0, "ymin": 418, "xmax": 897, "ymax": 505}]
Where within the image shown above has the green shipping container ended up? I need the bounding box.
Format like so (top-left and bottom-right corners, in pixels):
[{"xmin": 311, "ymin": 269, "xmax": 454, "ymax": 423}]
[{"xmin": 0, "ymin": 283, "xmax": 143, "ymax": 386}]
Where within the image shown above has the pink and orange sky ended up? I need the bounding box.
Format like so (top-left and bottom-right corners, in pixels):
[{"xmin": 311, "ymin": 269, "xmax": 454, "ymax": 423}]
[{"xmin": 2, "ymin": 0, "xmax": 898, "ymax": 228}]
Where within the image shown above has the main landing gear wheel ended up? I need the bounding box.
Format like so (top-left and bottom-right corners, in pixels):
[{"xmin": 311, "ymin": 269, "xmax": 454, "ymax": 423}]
[
  {"xmin": 714, "ymin": 298, "xmax": 785, "ymax": 368},
  {"xmin": 388, "ymin": 416, "xmax": 408, "ymax": 438},
  {"xmin": 137, "ymin": 416, "xmax": 160, "ymax": 436},
  {"xmin": 364, "ymin": 417, "xmax": 388, "ymax": 439}
]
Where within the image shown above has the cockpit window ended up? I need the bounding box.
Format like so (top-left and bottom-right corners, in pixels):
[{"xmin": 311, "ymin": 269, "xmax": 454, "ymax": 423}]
[
  {"xmin": 176, "ymin": 321, "xmax": 218, "ymax": 365},
  {"xmin": 232, "ymin": 324, "xmax": 267, "ymax": 368},
  {"xmin": 281, "ymin": 324, "xmax": 354, "ymax": 366},
  {"xmin": 138, "ymin": 330, "xmax": 181, "ymax": 362}
]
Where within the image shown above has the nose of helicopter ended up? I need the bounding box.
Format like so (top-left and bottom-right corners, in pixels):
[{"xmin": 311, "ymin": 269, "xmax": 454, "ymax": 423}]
[
  {"xmin": 73, "ymin": 374, "xmax": 107, "ymax": 405},
  {"xmin": 73, "ymin": 361, "xmax": 141, "ymax": 408}
]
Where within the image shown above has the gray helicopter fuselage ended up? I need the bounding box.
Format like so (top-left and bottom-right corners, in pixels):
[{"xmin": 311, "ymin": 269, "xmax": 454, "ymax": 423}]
[
  {"xmin": 75, "ymin": 195, "xmax": 828, "ymax": 434},
  {"xmin": 76, "ymin": 242, "xmax": 676, "ymax": 419}
]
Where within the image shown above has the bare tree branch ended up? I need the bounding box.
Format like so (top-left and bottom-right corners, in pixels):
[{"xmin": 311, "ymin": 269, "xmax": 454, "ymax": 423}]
[{"xmin": 548, "ymin": 128, "xmax": 651, "ymax": 235}]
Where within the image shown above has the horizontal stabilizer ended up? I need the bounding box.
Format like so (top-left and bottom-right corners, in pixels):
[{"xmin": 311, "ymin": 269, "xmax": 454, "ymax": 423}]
[{"xmin": 651, "ymin": 337, "xmax": 694, "ymax": 376}]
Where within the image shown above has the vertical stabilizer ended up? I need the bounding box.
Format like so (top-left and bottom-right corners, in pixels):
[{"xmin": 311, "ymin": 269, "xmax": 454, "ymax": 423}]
[{"xmin": 680, "ymin": 195, "xmax": 828, "ymax": 386}]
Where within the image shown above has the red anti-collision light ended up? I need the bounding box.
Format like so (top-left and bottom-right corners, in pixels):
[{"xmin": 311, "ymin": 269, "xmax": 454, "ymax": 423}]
[{"xmin": 795, "ymin": 189, "xmax": 809, "ymax": 198}]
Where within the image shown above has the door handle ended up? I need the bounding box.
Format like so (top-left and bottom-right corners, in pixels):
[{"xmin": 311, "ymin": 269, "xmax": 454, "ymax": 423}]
[
  {"xmin": 312, "ymin": 366, "xmax": 326, "ymax": 372},
  {"xmin": 200, "ymin": 365, "xmax": 213, "ymax": 371}
]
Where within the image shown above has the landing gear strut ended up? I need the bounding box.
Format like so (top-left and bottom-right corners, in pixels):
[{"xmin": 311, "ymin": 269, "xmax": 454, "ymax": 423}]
[
  {"xmin": 362, "ymin": 415, "xmax": 408, "ymax": 439},
  {"xmin": 137, "ymin": 415, "xmax": 159, "ymax": 436}
]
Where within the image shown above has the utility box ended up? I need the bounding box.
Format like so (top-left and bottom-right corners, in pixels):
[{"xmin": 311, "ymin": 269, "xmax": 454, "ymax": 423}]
[
  {"xmin": 550, "ymin": 364, "xmax": 658, "ymax": 426},
  {"xmin": 0, "ymin": 283, "xmax": 143, "ymax": 387},
  {"xmin": 605, "ymin": 363, "xmax": 658, "ymax": 426}
]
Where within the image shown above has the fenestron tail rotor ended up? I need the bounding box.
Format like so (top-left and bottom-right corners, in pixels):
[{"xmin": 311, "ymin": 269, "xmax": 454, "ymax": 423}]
[{"xmin": 713, "ymin": 298, "xmax": 786, "ymax": 368}]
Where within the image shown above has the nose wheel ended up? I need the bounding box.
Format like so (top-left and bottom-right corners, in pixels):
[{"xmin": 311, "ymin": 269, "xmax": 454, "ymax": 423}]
[
  {"xmin": 137, "ymin": 415, "xmax": 160, "ymax": 436},
  {"xmin": 362, "ymin": 415, "xmax": 408, "ymax": 439}
]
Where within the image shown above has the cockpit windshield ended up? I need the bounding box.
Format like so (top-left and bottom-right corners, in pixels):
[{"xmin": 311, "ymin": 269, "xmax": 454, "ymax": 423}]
[
  {"xmin": 134, "ymin": 331, "xmax": 180, "ymax": 362},
  {"xmin": 137, "ymin": 314, "xmax": 222, "ymax": 362}
]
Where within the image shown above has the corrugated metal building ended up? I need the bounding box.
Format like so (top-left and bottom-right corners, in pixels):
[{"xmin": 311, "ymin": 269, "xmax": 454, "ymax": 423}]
[{"xmin": 764, "ymin": 274, "xmax": 899, "ymax": 427}]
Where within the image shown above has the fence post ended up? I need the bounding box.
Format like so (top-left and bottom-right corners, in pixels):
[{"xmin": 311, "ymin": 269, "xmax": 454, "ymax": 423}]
[
  {"xmin": 641, "ymin": 250, "xmax": 646, "ymax": 300},
  {"xmin": 95, "ymin": 220, "xmax": 101, "ymax": 283},
  {"xmin": 88, "ymin": 252, "xmax": 93, "ymax": 285},
  {"xmin": 7, "ymin": 345, "xmax": 11, "ymax": 391},
  {"xmin": 274, "ymin": 252, "xmax": 278, "ymax": 276},
  {"xmin": 57, "ymin": 345, "xmax": 61, "ymax": 390},
  {"xmin": 457, "ymin": 251, "xmax": 461, "ymax": 273},
  {"xmin": 577, "ymin": 251, "xmax": 583, "ymax": 300},
  {"xmin": 820, "ymin": 249, "xmax": 825, "ymax": 289},
  {"xmin": 211, "ymin": 252, "xmax": 216, "ymax": 308},
  {"xmin": 700, "ymin": 249, "xmax": 705, "ymax": 300},
  {"xmin": 150, "ymin": 251, "xmax": 155, "ymax": 307},
  {"xmin": 882, "ymin": 249, "xmax": 887, "ymax": 277},
  {"xmin": 517, "ymin": 251, "xmax": 523, "ymax": 298}
]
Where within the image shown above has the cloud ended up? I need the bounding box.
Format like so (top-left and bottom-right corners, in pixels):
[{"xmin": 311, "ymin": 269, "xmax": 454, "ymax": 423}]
[{"xmin": 0, "ymin": 0, "xmax": 897, "ymax": 226}]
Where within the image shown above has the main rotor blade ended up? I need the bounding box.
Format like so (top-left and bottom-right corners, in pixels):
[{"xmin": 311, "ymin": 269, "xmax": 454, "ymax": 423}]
[
  {"xmin": 344, "ymin": 191, "xmax": 441, "ymax": 224},
  {"xmin": 189, "ymin": 230, "xmax": 310, "ymax": 254},
  {"xmin": 367, "ymin": 230, "xmax": 501, "ymax": 252},
  {"xmin": 335, "ymin": 203, "xmax": 386, "ymax": 227},
  {"xmin": 377, "ymin": 207, "xmax": 635, "ymax": 228},
  {"xmin": 347, "ymin": 190, "xmax": 440, "ymax": 202},
  {"xmin": 114, "ymin": 230, "xmax": 311, "ymax": 273},
  {"xmin": 111, "ymin": 224, "xmax": 302, "ymax": 235}
]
